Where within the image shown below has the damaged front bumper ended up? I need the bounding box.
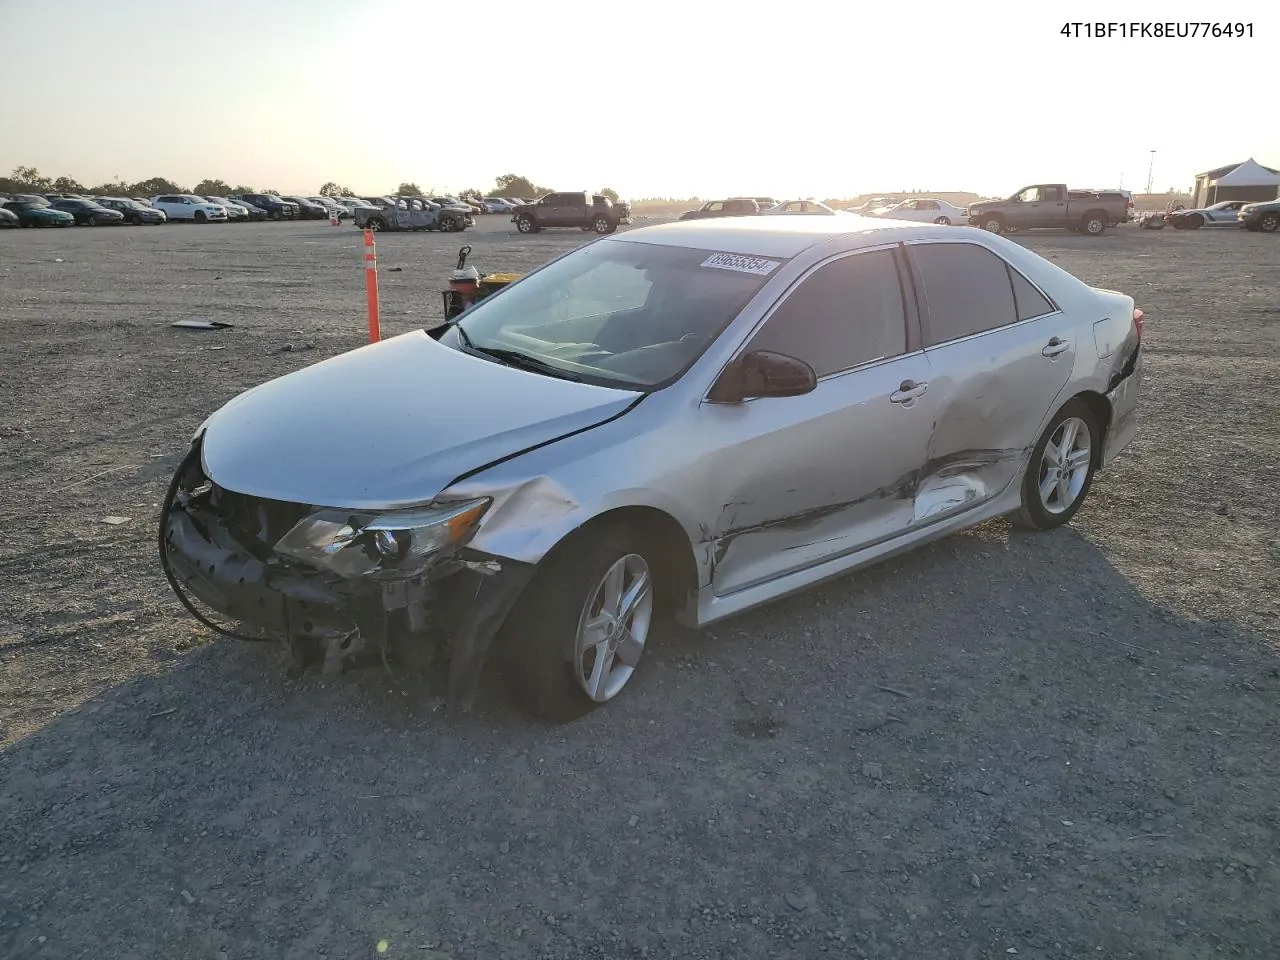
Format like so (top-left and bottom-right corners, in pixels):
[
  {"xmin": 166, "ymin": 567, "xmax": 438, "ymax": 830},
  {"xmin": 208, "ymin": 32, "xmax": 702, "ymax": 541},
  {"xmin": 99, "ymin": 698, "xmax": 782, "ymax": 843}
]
[{"xmin": 159, "ymin": 443, "xmax": 532, "ymax": 710}]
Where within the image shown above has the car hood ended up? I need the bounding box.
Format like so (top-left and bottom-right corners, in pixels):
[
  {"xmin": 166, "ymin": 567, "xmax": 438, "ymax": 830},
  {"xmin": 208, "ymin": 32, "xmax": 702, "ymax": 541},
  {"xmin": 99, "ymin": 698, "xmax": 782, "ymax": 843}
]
[{"xmin": 199, "ymin": 330, "xmax": 640, "ymax": 510}]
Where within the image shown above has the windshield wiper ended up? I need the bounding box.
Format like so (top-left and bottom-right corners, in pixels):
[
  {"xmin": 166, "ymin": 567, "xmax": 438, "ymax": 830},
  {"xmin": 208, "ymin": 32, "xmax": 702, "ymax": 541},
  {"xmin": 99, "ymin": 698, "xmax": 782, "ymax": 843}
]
[{"xmin": 468, "ymin": 346, "xmax": 587, "ymax": 382}]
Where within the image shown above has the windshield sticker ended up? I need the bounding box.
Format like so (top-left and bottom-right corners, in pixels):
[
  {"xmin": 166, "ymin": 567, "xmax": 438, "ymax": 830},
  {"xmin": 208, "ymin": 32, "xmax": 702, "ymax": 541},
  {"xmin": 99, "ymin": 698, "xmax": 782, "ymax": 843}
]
[{"xmin": 700, "ymin": 253, "xmax": 781, "ymax": 276}]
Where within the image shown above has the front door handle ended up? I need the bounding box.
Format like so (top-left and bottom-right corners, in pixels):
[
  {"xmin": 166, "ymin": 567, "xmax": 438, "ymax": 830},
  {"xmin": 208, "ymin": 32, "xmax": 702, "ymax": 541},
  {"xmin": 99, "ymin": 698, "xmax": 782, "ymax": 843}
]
[
  {"xmin": 890, "ymin": 380, "xmax": 929, "ymax": 404},
  {"xmin": 1042, "ymin": 337, "xmax": 1071, "ymax": 357}
]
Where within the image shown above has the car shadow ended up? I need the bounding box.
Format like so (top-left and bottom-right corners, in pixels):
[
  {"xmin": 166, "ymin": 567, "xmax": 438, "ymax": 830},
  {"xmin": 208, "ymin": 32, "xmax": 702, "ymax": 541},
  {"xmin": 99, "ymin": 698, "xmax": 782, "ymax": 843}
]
[{"xmin": 2, "ymin": 519, "xmax": 1277, "ymax": 959}]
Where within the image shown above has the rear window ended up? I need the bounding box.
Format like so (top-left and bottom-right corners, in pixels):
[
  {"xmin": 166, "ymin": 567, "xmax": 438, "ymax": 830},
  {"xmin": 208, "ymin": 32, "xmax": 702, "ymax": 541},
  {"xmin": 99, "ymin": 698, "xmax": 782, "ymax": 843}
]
[{"xmin": 911, "ymin": 242, "xmax": 1019, "ymax": 345}]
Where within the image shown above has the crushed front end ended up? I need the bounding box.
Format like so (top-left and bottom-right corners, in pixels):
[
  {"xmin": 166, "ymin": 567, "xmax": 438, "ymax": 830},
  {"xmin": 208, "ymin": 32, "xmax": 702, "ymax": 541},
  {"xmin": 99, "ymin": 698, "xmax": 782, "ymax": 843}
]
[{"xmin": 158, "ymin": 440, "xmax": 533, "ymax": 710}]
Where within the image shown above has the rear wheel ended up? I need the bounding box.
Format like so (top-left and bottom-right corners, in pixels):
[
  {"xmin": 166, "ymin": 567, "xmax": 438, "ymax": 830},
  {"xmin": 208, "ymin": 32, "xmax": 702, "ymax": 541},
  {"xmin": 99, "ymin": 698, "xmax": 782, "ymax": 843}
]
[
  {"xmin": 504, "ymin": 528, "xmax": 658, "ymax": 723},
  {"xmin": 1258, "ymin": 212, "xmax": 1279, "ymax": 233},
  {"xmin": 1011, "ymin": 399, "xmax": 1100, "ymax": 531},
  {"xmin": 1080, "ymin": 212, "xmax": 1107, "ymax": 235}
]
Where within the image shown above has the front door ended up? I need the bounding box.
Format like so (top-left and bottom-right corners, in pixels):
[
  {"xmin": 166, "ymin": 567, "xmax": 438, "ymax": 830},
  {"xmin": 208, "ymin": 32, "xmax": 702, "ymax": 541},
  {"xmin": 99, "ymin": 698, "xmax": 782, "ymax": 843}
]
[
  {"xmin": 905, "ymin": 239, "xmax": 1076, "ymax": 520},
  {"xmin": 699, "ymin": 246, "xmax": 937, "ymax": 596}
]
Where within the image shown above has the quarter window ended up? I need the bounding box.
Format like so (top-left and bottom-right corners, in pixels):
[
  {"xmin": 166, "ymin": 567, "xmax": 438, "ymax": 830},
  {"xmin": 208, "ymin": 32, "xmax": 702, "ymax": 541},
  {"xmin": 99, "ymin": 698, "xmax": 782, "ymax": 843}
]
[
  {"xmin": 911, "ymin": 242, "xmax": 1019, "ymax": 344},
  {"xmin": 1010, "ymin": 268, "xmax": 1056, "ymax": 321},
  {"xmin": 746, "ymin": 249, "xmax": 907, "ymax": 378}
]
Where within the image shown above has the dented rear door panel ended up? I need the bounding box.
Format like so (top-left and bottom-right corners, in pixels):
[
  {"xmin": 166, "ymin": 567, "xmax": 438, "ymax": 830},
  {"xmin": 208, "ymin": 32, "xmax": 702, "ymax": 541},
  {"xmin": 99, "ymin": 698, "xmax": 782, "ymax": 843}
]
[{"xmin": 915, "ymin": 312, "xmax": 1078, "ymax": 522}]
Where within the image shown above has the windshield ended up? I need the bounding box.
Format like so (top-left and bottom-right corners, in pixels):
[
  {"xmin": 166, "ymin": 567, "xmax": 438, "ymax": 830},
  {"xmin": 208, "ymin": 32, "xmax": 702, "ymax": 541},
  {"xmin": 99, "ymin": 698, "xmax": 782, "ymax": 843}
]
[{"xmin": 444, "ymin": 239, "xmax": 779, "ymax": 390}]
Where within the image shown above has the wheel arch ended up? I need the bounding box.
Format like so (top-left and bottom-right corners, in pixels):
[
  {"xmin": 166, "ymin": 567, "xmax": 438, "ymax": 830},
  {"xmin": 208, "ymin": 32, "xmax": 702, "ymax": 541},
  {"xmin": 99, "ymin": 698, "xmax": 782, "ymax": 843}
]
[{"xmin": 527, "ymin": 506, "xmax": 700, "ymax": 624}]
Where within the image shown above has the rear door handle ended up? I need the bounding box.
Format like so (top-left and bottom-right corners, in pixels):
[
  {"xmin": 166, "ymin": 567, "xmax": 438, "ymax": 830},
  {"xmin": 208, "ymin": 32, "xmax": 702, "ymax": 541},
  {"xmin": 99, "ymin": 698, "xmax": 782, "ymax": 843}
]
[
  {"xmin": 1042, "ymin": 337, "xmax": 1071, "ymax": 357},
  {"xmin": 890, "ymin": 380, "xmax": 928, "ymax": 403}
]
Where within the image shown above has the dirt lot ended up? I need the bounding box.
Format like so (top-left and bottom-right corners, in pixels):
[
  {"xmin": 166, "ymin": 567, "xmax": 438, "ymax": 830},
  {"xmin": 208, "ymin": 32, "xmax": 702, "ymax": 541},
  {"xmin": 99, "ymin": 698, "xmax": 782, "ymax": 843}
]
[{"xmin": 1, "ymin": 217, "xmax": 1277, "ymax": 960}]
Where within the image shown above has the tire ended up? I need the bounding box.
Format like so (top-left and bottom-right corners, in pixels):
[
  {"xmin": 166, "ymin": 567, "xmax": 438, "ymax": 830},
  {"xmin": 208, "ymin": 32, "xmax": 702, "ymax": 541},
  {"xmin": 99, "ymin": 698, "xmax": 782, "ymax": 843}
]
[
  {"xmin": 130, "ymin": 215, "xmax": 142, "ymax": 225},
  {"xmin": 366, "ymin": 218, "xmax": 385, "ymax": 232},
  {"xmin": 933, "ymin": 216, "xmax": 951, "ymax": 225},
  {"xmin": 503, "ymin": 527, "xmax": 659, "ymax": 723},
  {"xmin": 593, "ymin": 215, "xmax": 612, "ymax": 234},
  {"xmin": 580, "ymin": 225, "xmax": 593, "ymax": 232},
  {"xmin": 1080, "ymin": 212, "xmax": 1107, "ymax": 236},
  {"xmin": 1011, "ymin": 398, "xmax": 1100, "ymax": 531},
  {"xmin": 980, "ymin": 214, "xmax": 1005, "ymax": 234},
  {"xmin": 515, "ymin": 215, "xmax": 538, "ymax": 234},
  {"xmin": 1258, "ymin": 213, "xmax": 1279, "ymax": 233},
  {"xmin": 1185, "ymin": 214, "xmax": 1204, "ymax": 230},
  {"xmin": 440, "ymin": 216, "xmax": 458, "ymax": 232},
  {"xmin": 194, "ymin": 210, "xmax": 207, "ymax": 223}
]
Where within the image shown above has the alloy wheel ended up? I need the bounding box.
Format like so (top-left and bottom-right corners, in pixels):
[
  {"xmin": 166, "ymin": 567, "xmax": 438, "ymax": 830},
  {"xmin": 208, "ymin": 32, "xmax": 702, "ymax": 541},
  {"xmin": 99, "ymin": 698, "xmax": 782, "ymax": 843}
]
[
  {"xmin": 573, "ymin": 553, "xmax": 653, "ymax": 703},
  {"xmin": 1038, "ymin": 416, "xmax": 1092, "ymax": 514}
]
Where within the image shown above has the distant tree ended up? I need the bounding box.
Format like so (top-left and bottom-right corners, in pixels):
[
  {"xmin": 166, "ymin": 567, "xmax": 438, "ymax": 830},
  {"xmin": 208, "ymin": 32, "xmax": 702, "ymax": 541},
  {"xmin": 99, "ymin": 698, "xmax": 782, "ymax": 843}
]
[
  {"xmin": 459, "ymin": 187, "xmax": 484, "ymax": 199},
  {"xmin": 86, "ymin": 178, "xmax": 131, "ymax": 197},
  {"xmin": 258, "ymin": 188, "xmax": 282, "ymax": 197},
  {"xmin": 7, "ymin": 165, "xmax": 53, "ymax": 192},
  {"xmin": 599, "ymin": 187, "xmax": 619, "ymax": 203},
  {"xmin": 192, "ymin": 178, "xmax": 233, "ymax": 196},
  {"xmin": 397, "ymin": 182, "xmax": 424, "ymax": 197},
  {"xmin": 493, "ymin": 173, "xmax": 549, "ymax": 199},
  {"xmin": 319, "ymin": 181, "xmax": 354, "ymax": 197},
  {"xmin": 52, "ymin": 176, "xmax": 86, "ymax": 193},
  {"xmin": 131, "ymin": 176, "xmax": 185, "ymax": 196},
  {"xmin": 232, "ymin": 184, "xmax": 256, "ymax": 194}
]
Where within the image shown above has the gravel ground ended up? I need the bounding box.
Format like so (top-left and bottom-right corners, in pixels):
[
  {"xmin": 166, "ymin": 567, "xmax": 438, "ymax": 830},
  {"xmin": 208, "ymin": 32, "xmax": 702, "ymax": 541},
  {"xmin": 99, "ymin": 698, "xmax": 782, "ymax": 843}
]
[{"xmin": 1, "ymin": 218, "xmax": 1278, "ymax": 960}]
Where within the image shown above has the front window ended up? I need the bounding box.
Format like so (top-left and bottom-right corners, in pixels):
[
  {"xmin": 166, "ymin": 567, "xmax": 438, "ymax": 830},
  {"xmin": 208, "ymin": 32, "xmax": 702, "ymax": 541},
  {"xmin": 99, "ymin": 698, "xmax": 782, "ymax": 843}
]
[
  {"xmin": 1017, "ymin": 187, "xmax": 1042, "ymax": 203},
  {"xmin": 443, "ymin": 239, "xmax": 780, "ymax": 390}
]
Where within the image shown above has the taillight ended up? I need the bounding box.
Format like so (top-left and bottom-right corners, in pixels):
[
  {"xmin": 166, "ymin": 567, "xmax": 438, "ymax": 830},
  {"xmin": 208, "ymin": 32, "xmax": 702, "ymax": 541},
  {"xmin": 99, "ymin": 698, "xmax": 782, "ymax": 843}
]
[{"xmin": 1133, "ymin": 308, "xmax": 1144, "ymax": 340}]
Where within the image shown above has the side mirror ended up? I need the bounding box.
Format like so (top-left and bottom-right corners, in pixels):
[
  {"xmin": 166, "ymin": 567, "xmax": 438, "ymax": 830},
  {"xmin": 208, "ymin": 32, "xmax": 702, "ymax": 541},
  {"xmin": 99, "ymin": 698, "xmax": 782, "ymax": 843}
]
[{"xmin": 708, "ymin": 350, "xmax": 818, "ymax": 403}]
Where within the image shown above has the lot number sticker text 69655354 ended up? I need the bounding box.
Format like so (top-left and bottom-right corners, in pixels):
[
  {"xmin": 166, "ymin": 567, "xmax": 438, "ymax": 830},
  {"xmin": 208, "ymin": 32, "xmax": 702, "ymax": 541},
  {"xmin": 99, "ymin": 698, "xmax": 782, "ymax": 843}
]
[{"xmin": 700, "ymin": 253, "xmax": 782, "ymax": 276}]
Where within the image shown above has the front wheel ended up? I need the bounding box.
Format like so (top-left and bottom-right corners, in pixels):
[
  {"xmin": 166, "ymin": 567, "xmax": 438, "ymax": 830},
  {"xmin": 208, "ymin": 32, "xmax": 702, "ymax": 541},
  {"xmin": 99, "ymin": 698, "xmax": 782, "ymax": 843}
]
[
  {"xmin": 980, "ymin": 215, "xmax": 1004, "ymax": 234},
  {"xmin": 439, "ymin": 216, "xmax": 457, "ymax": 232},
  {"xmin": 366, "ymin": 218, "xmax": 385, "ymax": 232},
  {"xmin": 515, "ymin": 215, "xmax": 538, "ymax": 234},
  {"xmin": 194, "ymin": 210, "xmax": 207, "ymax": 223},
  {"xmin": 1185, "ymin": 214, "xmax": 1204, "ymax": 230},
  {"xmin": 593, "ymin": 216, "xmax": 612, "ymax": 234},
  {"xmin": 933, "ymin": 216, "xmax": 951, "ymax": 225},
  {"xmin": 504, "ymin": 529, "xmax": 658, "ymax": 723},
  {"xmin": 1011, "ymin": 399, "xmax": 1099, "ymax": 531},
  {"xmin": 1258, "ymin": 212, "xmax": 1279, "ymax": 233}
]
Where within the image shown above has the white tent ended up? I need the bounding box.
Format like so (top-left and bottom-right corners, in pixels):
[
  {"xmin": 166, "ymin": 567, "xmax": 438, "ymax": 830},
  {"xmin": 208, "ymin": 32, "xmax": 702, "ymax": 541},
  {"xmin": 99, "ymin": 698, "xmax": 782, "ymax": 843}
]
[{"xmin": 1209, "ymin": 158, "xmax": 1280, "ymax": 187}]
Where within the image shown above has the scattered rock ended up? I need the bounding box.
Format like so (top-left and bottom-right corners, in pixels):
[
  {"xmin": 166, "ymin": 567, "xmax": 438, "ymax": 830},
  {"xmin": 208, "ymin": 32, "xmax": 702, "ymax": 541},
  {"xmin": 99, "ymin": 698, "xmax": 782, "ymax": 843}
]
[
  {"xmin": 180, "ymin": 889, "xmax": 195, "ymax": 905},
  {"xmin": 273, "ymin": 342, "xmax": 315, "ymax": 355},
  {"xmin": 785, "ymin": 891, "xmax": 808, "ymax": 911},
  {"xmin": 970, "ymin": 874, "xmax": 981, "ymax": 889},
  {"xmin": 862, "ymin": 762, "xmax": 883, "ymax": 780},
  {"xmin": 628, "ymin": 815, "xmax": 639, "ymax": 828},
  {"xmin": 498, "ymin": 841, "xmax": 510, "ymax": 854}
]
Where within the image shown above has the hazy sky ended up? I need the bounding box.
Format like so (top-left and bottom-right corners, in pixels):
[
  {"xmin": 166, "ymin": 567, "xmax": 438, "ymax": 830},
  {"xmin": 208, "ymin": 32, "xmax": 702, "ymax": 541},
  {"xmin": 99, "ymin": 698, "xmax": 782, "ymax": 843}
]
[{"xmin": 0, "ymin": 0, "xmax": 1274, "ymax": 199}]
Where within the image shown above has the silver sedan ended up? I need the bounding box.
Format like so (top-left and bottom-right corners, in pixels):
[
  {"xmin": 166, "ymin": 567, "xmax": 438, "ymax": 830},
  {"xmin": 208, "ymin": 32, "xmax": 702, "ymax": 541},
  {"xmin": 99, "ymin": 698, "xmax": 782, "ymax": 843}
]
[{"xmin": 160, "ymin": 218, "xmax": 1143, "ymax": 722}]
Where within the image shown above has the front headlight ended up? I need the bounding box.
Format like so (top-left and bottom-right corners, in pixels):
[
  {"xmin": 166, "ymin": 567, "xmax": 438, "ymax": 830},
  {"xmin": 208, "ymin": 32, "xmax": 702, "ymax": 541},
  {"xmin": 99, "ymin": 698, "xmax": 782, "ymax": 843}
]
[{"xmin": 274, "ymin": 498, "xmax": 491, "ymax": 579}]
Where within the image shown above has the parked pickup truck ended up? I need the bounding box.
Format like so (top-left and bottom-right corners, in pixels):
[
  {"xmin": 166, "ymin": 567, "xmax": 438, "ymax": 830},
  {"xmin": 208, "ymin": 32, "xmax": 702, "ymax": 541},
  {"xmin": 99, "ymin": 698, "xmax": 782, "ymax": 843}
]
[
  {"xmin": 354, "ymin": 196, "xmax": 471, "ymax": 232},
  {"xmin": 512, "ymin": 192, "xmax": 632, "ymax": 234},
  {"xmin": 678, "ymin": 197, "xmax": 762, "ymax": 220},
  {"xmin": 967, "ymin": 184, "xmax": 1129, "ymax": 236}
]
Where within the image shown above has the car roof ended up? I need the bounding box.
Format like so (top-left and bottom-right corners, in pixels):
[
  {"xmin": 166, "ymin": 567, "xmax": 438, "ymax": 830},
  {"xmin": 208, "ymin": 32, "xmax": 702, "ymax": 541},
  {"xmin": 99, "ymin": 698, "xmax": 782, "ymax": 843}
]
[{"xmin": 611, "ymin": 215, "xmax": 919, "ymax": 258}]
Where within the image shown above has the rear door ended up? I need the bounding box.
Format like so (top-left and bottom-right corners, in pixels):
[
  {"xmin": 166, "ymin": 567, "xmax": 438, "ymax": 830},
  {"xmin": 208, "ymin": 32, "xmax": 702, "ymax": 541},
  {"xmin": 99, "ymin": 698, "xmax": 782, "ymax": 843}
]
[{"xmin": 903, "ymin": 238, "xmax": 1075, "ymax": 521}]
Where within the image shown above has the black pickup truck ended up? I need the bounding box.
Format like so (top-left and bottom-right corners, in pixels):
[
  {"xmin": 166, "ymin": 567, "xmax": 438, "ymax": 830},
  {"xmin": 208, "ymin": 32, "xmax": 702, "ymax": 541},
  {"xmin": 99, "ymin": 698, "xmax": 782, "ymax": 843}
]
[
  {"xmin": 679, "ymin": 197, "xmax": 762, "ymax": 220},
  {"xmin": 512, "ymin": 192, "xmax": 632, "ymax": 234}
]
